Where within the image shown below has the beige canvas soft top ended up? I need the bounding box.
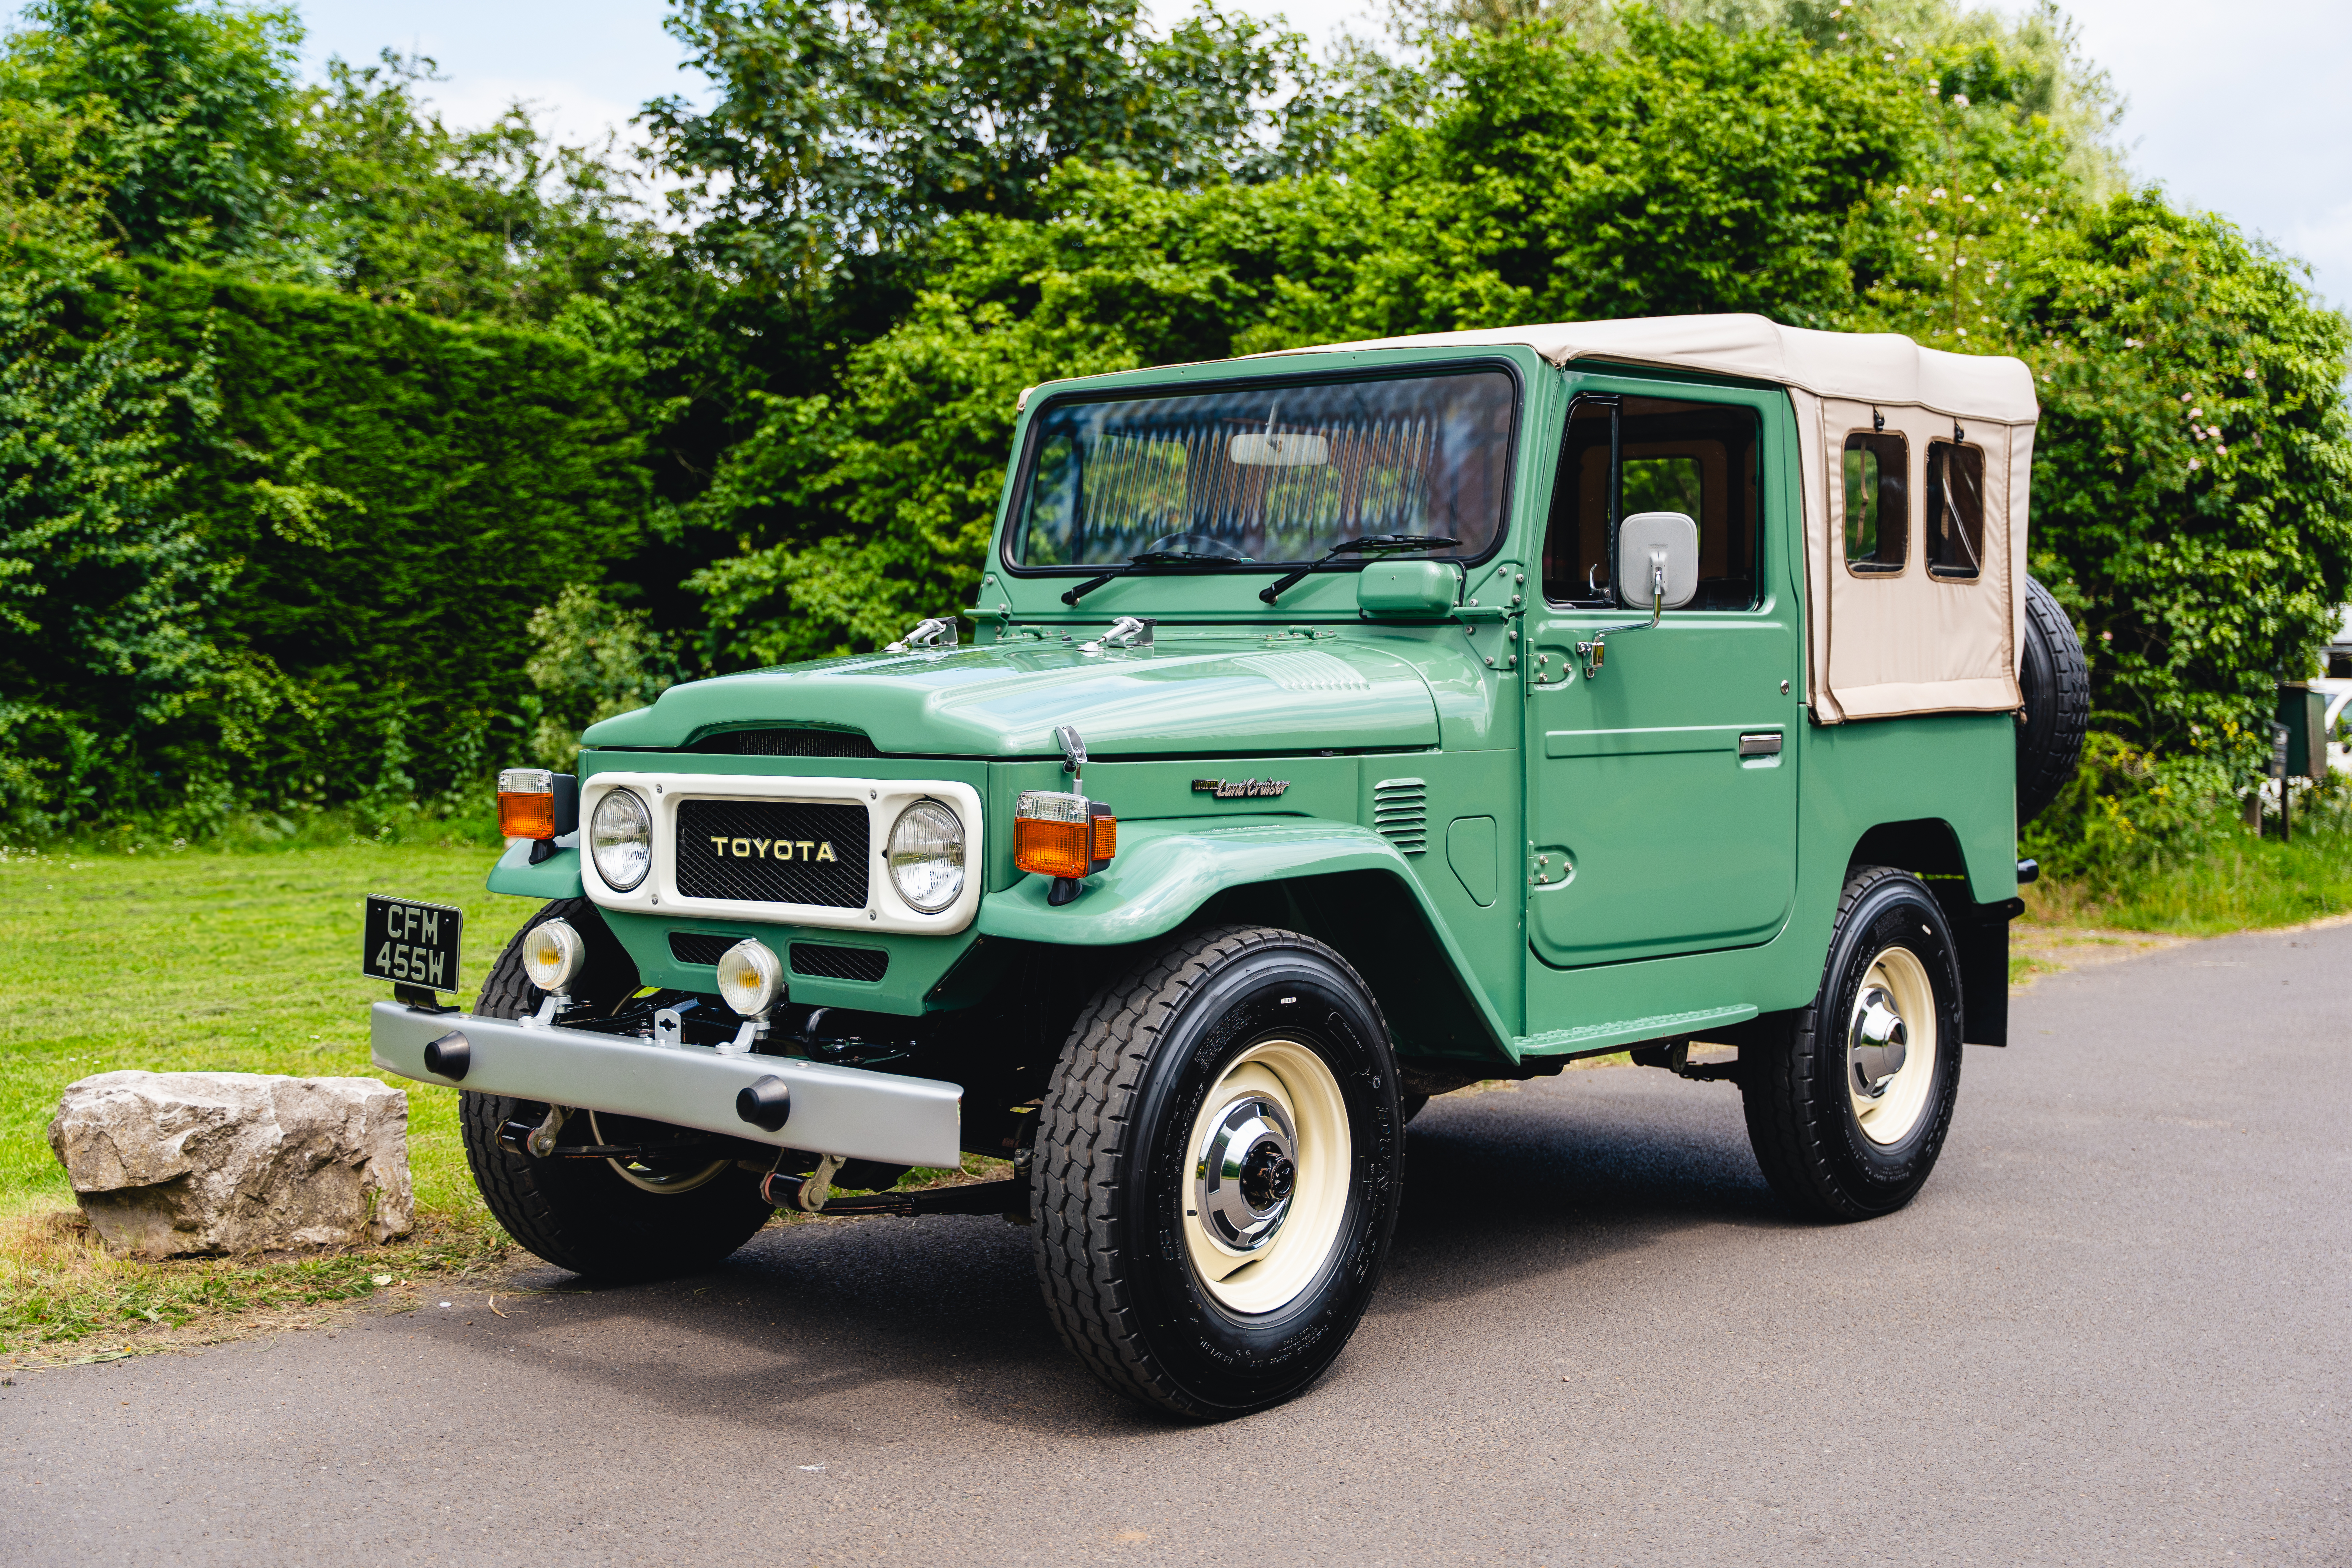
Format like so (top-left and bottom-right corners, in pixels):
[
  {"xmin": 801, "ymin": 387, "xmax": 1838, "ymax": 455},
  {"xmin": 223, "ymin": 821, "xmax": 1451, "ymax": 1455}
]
[{"xmin": 1276, "ymin": 313, "xmax": 2040, "ymax": 722}]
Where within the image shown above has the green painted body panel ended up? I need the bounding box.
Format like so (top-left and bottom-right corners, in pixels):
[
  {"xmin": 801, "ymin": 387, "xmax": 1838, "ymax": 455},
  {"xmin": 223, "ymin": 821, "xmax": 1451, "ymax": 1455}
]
[
  {"xmin": 602, "ymin": 910, "xmax": 1000, "ymax": 1012},
  {"xmin": 486, "ymin": 839, "xmax": 584, "ymax": 900},
  {"xmin": 583, "ymin": 637, "xmax": 1440, "ymax": 759},
  {"xmin": 975, "ymin": 817, "xmax": 1518, "ymax": 1055},
  {"xmin": 471, "ymin": 341, "xmax": 2019, "ymax": 1064}
]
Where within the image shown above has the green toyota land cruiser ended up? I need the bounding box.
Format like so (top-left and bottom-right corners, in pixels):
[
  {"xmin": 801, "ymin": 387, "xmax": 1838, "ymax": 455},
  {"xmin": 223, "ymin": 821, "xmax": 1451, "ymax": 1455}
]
[{"xmin": 367, "ymin": 314, "xmax": 2087, "ymax": 1420}]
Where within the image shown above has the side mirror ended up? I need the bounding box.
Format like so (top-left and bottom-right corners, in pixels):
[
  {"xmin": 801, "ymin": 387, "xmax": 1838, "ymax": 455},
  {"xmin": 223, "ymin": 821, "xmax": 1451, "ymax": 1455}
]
[
  {"xmin": 1616, "ymin": 511, "xmax": 1698, "ymax": 623},
  {"xmin": 1356, "ymin": 558, "xmax": 1458, "ymax": 619}
]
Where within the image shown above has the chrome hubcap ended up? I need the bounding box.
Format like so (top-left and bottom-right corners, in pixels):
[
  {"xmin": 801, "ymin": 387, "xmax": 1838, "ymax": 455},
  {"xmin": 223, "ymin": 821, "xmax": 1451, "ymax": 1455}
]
[
  {"xmin": 1193, "ymin": 1096, "xmax": 1298, "ymax": 1253},
  {"xmin": 1849, "ymin": 985, "xmax": 1910, "ymax": 1099}
]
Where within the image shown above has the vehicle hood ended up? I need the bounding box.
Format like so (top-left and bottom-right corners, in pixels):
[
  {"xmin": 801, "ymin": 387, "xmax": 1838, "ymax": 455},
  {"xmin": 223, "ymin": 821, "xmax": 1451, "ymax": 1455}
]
[{"xmin": 583, "ymin": 639, "xmax": 1441, "ymax": 757}]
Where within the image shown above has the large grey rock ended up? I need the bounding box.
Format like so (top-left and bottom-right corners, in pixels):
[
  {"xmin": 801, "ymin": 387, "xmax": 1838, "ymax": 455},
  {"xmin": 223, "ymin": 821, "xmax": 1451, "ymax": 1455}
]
[{"xmin": 47, "ymin": 1072, "xmax": 414, "ymax": 1258}]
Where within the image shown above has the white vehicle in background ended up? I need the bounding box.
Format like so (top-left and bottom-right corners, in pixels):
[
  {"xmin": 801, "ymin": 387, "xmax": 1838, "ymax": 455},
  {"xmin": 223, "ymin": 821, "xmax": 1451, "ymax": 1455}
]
[{"xmin": 2318, "ymin": 606, "xmax": 2352, "ymax": 775}]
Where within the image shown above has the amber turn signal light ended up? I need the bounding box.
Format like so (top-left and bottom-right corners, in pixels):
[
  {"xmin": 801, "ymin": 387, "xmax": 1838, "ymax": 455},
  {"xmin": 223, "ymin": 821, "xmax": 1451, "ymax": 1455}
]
[
  {"xmin": 497, "ymin": 767, "xmax": 557, "ymax": 840},
  {"xmin": 1014, "ymin": 790, "xmax": 1116, "ymax": 879}
]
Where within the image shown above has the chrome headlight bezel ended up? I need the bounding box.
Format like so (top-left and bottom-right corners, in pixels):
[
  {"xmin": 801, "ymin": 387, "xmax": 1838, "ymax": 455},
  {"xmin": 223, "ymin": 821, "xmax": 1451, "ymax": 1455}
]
[
  {"xmin": 589, "ymin": 787, "xmax": 653, "ymax": 892},
  {"xmin": 886, "ymin": 799, "xmax": 966, "ymax": 914}
]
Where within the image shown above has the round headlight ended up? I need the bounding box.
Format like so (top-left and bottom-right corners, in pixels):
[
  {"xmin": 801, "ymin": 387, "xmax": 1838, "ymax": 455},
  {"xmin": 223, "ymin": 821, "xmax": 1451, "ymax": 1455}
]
[
  {"xmin": 590, "ymin": 788, "xmax": 652, "ymax": 892},
  {"xmin": 521, "ymin": 918, "xmax": 585, "ymax": 993},
  {"xmin": 887, "ymin": 800, "xmax": 966, "ymax": 913},
  {"xmin": 716, "ymin": 939, "xmax": 784, "ymax": 1018}
]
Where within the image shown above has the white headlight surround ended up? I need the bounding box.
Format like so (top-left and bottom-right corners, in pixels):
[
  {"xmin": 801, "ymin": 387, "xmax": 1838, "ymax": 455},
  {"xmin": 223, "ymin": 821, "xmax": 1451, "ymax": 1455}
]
[
  {"xmin": 887, "ymin": 799, "xmax": 966, "ymax": 914},
  {"xmin": 590, "ymin": 788, "xmax": 653, "ymax": 892},
  {"xmin": 521, "ymin": 918, "xmax": 585, "ymax": 993},
  {"xmin": 716, "ymin": 938, "xmax": 784, "ymax": 1018}
]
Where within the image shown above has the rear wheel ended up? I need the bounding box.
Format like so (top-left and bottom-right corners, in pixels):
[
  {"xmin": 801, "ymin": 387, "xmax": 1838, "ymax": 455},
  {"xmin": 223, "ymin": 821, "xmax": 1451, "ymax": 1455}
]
[
  {"xmin": 1033, "ymin": 925, "xmax": 1404, "ymax": 1419},
  {"xmin": 457, "ymin": 898, "xmax": 773, "ymax": 1281},
  {"xmin": 1741, "ymin": 868, "xmax": 1964, "ymax": 1221}
]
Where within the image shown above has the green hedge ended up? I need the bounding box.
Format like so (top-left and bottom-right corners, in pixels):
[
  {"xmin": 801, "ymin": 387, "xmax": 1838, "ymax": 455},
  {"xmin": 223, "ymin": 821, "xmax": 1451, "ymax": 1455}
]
[{"xmin": 94, "ymin": 263, "xmax": 645, "ymax": 819}]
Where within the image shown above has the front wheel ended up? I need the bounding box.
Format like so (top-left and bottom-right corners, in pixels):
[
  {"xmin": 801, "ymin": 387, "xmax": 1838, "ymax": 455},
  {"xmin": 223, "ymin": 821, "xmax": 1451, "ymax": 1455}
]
[
  {"xmin": 457, "ymin": 898, "xmax": 774, "ymax": 1281},
  {"xmin": 1033, "ymin": 925, "xmax": 1404, "ymax": 1419},
  {"xmin": 1741, "ymin": 868, "xmax": 1965, "ymax": 1221}
]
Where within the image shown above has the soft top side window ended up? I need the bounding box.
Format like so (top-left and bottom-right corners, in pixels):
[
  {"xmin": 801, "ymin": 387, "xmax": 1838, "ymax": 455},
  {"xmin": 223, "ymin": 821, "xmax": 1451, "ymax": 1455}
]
[
  {"xmin": 1926, "ymin": 440, "xmax": 1984, "ymax": 580},
  {"xmin": 1842, "ymin": 431, "xmax": 1908, "ymax": 575},
  {"xmin": 1542, "ymin": 395, "xmax": 1762, "ymax": 609}
]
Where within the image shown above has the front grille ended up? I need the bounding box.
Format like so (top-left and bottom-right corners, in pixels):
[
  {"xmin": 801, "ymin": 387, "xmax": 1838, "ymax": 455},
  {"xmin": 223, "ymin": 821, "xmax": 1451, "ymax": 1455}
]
[
  {"xmin": 791, "ymin": 943, "xmax": 890, "ymax": 982},
  {"xmin": 707, "ymin": 727, "xmax": 881, "ymax": 758},
  {"xmin": 1373, "ymin": 777, "xmax": 1429, "ymax": 854},
  {"xmin": 668, "ymin": 932, "xmax": 736, "ymax": 966},
  {"xmin": 675, "ymin": 799, "xmax": 870, "ymax": 907}
]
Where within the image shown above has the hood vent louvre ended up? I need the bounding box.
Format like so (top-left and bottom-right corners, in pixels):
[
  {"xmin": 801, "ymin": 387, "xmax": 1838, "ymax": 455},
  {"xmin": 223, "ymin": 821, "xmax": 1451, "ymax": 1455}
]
[
  {"xmin": 704, "ymin": 727, "xmax": 881, "ymax": 758},
  {"xmin": 1372, "ymin": 777, "xmax": 1428, "ymax": 855}
]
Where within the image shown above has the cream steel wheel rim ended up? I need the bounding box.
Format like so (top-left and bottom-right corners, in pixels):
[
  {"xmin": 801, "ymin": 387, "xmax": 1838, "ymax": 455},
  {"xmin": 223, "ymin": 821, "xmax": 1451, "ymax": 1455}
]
[
  {"xmin": 587, "ymin": 1109, "xmax": 732, "ymax": 1194},
  {"xmin": 1182, "ymin": 1039, "xmax": 1352, "ymax": 1315},
  {"xmin": 1847, "ymin": 945, "xmax": 1937, "ymax": 1145}
]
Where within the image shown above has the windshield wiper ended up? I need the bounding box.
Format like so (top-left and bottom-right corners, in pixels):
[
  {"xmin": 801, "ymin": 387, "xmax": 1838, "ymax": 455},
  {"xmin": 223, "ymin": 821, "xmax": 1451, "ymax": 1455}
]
[
  {"xmin": 1257, "ymin": 534, "xmax": 1461, "ymax": 605},
  {"xmin": 1060, "ymin": 549, "xmax": 1247, "ymax": 606}
]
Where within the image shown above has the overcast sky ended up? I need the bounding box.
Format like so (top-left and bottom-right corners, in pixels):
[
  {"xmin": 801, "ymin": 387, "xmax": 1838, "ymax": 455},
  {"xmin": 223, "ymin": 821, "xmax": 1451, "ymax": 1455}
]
[{"xmin": 258, "ymin": 0, "xmax": 2351, "ymax": 314}]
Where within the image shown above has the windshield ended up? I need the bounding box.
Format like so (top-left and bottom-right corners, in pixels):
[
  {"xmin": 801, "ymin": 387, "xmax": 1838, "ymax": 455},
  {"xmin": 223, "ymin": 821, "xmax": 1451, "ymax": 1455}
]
[{"xmin": 1011, "ymin": 369, "xmax": 1516, "ymax": 569}]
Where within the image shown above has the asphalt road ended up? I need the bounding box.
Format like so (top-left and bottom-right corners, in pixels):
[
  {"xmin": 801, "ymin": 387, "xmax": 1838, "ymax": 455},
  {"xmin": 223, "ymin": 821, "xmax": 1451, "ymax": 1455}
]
[{"xmin": 5, "ymin": 922, "xmax": 2347, "ymax": 1566}]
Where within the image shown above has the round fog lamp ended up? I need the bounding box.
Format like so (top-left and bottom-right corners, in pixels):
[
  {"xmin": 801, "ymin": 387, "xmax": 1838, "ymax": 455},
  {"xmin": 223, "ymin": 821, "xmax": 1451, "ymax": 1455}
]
[
  {"xmin": 716, "ymin": 939, "xmax": 784, "ymax": 1018},
  {"xmin": 887, "ymin": 800, "xmax": 966, "ymax": 914},
  {"xmin": 521, "ymin": 919, "xmax": 585, "ymax": 993},
  {"xmin": 590, "ymin": 788, "xmax": 652, "ymax": 892}
]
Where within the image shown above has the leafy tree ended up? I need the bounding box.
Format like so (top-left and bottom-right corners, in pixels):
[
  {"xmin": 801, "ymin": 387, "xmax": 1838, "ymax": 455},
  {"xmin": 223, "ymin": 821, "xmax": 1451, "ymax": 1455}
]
[
  {"xmin": 2006, "ymin": 200, "xmax": 2352, "ymax": 755},
  {"xmin": 270, "ymin": 51, "xmax": 660, "ymax": 326},
  {"xmin": 0, "ymin": 0, "xmax": 301, "ymax": 259},
  {"xmin": 0, "ymin": 94, "xmax": 256, "ymax": 835},
  {"xmin": 644, "ymin": 0, "xmax": 1310, "ymax": 290},
  {"xmin": 522, "ymin": 584, "xmax": 679, "ymax": 768}
]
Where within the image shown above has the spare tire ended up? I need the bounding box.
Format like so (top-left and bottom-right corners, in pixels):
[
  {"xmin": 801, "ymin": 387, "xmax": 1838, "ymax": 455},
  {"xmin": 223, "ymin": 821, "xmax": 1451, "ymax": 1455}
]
[{"xmin": 2016, "ymin": 575, "xmax": 2089, "ymax": 824}]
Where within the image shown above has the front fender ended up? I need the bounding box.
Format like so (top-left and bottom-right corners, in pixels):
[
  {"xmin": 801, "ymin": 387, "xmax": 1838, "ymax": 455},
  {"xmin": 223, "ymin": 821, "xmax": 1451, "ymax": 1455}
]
[
  {"xmin": 976, "ymin": 818, "xmax": 1515, "ymax": 1056},
  {"xmin": 485, "ymin": 837, "xmax": 584, "ymax": 899}
]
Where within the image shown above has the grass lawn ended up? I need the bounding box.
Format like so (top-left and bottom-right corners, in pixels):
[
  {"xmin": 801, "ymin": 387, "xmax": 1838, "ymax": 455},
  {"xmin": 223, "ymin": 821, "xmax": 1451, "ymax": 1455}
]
[
  {"xmin": 2022, "ymin": 821, "xmax": 2352, "ymax": 934},
  {"xmin": 0, "ymin": 840, "xmax": 525, "ymax": 1222},
  {"xmin": 0, "ymin": 840, "xmax": 536, "ymax": 1362}
]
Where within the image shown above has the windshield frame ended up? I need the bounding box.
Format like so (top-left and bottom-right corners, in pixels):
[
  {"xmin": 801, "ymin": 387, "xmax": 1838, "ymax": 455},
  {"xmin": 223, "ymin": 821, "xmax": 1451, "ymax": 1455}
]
[{"xmin": 996, "ymin": 355, "xmax": 1526, "ymax": 583}]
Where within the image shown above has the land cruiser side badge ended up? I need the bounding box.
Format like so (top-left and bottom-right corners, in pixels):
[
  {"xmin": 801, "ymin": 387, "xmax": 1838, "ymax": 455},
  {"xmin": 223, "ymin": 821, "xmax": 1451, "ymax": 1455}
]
[{"xmin": 1192, "ymin": 778, "xmax": 1291, "ymax": 799}]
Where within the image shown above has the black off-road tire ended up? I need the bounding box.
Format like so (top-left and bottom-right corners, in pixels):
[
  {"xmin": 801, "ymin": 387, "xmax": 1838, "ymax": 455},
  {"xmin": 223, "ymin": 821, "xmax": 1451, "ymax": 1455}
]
[
  {"xmin": 456, "ymin": 898, "xmax": 773, "ymax": 1282},
  {"xmin": 1741, "ymin": 868, "xmax": 1965, "ymax": 1222},
  {"xmin": 2017, "ymin": 574, "xmax": 2089, "ymax": 825},
  {"xmin": 1033, "ymin": 925, "xmax": 1405, "ymax": 1420}
]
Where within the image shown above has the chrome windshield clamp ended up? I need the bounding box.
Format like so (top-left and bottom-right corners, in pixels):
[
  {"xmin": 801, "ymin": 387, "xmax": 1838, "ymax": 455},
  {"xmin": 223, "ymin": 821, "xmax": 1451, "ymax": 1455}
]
[
  {"xmin": 1080, "ymin": 616, "xmax": 1153, "ymax": 654},
  {"xmin": 886, "ymin": 617, "xmax": 959, "ymax": 653}
]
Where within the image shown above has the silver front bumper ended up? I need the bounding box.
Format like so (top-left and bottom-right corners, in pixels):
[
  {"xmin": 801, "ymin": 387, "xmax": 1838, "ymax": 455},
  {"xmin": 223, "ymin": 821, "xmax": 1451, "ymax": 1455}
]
[{"xmin": 369, "ymin": 1002, "xmax": 963, "ymax": 1168}]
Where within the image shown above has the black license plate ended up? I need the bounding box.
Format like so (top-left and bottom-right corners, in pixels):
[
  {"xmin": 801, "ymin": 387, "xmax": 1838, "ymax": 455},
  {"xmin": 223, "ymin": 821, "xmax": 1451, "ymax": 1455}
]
[{"xmin": 363, "ymin": 895, "xmax": 463, "ymax": 992}]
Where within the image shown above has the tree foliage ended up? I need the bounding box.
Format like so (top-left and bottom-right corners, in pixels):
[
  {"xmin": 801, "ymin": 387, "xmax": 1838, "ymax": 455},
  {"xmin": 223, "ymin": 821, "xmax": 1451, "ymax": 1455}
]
[
  {"xmin": 645, "ymin": 0, "xmax": 1311, "ymax": 289},
  {"xmin": 0, "ymin": 0, "xmax": 2346, "ymax": 837}
]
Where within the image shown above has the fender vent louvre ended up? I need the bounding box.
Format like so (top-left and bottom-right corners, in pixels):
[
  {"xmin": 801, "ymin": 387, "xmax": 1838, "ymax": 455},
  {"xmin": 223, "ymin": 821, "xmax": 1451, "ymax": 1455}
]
[{"xmin": 1372, "ymin": 777, "xmax": 1429, "ymax": 855}]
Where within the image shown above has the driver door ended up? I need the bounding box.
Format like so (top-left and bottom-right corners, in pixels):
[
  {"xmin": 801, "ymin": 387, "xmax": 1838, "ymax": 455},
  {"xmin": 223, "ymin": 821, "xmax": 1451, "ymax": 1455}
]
[{"xmin": 1523, "ymin": 385, "xmax": 1801, "ymax": 970}]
